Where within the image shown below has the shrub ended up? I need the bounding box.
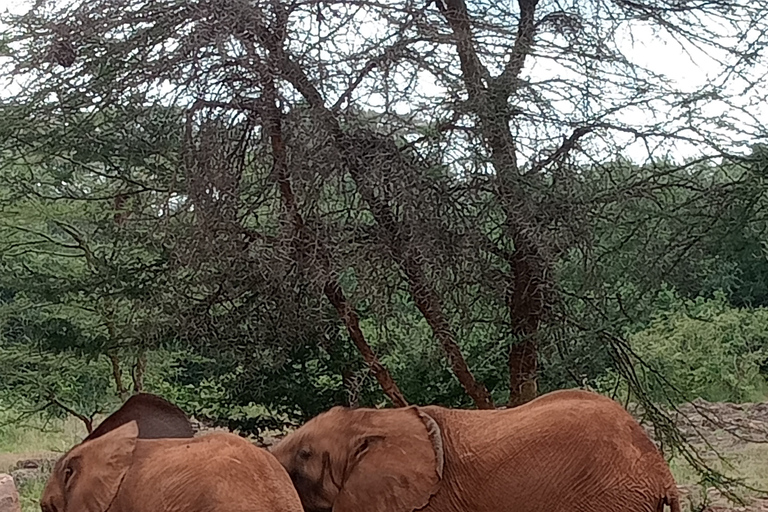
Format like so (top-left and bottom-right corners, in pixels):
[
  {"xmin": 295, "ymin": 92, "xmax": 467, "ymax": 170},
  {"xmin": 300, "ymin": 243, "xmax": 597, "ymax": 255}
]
[{"xmin": 626, "ymin": 291, "xmax": 768, "ymax": 403}]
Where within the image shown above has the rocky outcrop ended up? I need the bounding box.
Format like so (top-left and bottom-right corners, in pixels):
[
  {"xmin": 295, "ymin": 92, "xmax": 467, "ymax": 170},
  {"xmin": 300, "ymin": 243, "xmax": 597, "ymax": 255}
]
[
  {"xmin": 0, "ymin": 474, "xmax": 20, "ymax": 512},
  {"xmin": 9, "ymin": 458, "xmax": 56, "ymax": 489},
  {"xmin": 635, "ymin": 398, "xmax": 768, "ymax": 512},
  {"xmin": 672, "ymin": 399, "xmax": 768, "ymax": 448}
]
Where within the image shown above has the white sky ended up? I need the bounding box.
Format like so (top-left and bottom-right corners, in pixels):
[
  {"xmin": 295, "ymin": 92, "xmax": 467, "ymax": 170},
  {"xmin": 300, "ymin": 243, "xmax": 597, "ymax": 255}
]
[{"xmin": 1, "ymin": 0, "xmax": 766, "ymax": 164}]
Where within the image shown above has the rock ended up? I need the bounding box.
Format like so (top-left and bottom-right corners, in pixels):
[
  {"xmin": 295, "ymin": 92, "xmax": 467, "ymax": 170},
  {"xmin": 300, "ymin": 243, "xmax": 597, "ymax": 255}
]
[
  {"xmin": 8, "ymin": 458, "xmax": 56, "ymax": 488},
  {"xmin": 14, "ymin": 458, "xmax": 55, "ymax": 472},
  {"xmin": 0, "ymin": 474, "xmax": 20, "ymax": 512},
  {"xmin": 9, "ymin": 469, "xmax": 41, "ymax": 488}
]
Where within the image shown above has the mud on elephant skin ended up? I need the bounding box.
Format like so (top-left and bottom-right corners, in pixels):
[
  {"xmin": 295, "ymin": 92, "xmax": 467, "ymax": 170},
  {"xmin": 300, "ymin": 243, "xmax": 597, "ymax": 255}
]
[
  {"xmin": 41, "ymin": 393, "xmax": 303, "ymax": 512},
  {"xmin": 270, "ymin": 389, "xmax": 681, "ymax": 512}
]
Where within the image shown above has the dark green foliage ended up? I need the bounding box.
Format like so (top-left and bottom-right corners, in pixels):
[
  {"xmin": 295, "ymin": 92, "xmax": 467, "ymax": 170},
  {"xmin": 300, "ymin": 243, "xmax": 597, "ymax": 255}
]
[
  {"xmin": 3, "ymin": 122, "xmax": 768, "ymax": 433},
  {"xmin": 621, "ymin": 291, "xmax": 768, "ymax": 404}
]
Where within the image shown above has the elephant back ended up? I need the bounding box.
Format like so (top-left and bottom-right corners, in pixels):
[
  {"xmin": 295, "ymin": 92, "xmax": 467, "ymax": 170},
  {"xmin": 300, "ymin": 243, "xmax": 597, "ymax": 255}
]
[{"xmin": 85, "ymin": 393, "xmax": 194, "ymax": 441}]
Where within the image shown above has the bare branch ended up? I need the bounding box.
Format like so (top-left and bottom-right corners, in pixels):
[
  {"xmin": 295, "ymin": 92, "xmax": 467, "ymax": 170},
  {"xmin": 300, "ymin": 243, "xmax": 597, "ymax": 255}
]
[
  {"xmin": 494, "ymin": 0, "xmax": 539, "ymax": 99},
  {"xmin": 46, "ymin": 395, "xmax": 95, "ymax": 433}
]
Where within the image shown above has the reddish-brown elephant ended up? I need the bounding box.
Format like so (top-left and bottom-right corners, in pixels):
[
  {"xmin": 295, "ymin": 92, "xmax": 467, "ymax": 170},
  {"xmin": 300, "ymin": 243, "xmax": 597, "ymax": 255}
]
[
  {"xmin": 41, "ymin": 394, "xmax": 303, "ymax": 512},
  {"xmin": 270, "ymin": 389, "xmax": 681, "ymax": 512}
]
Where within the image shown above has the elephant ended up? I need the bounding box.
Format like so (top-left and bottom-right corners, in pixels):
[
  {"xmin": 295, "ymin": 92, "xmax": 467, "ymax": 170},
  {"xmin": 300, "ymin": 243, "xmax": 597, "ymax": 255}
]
[
  {"xmin": 270, "ymin": 389, "xmax": 681, "ymax": 512},
  {"xmin": 84, "ymin": 392, "xmax": 194, "ymax": 441},
  {"xmin": 41, "ymin": 393, "xmax": 304, "ymax": 512}
]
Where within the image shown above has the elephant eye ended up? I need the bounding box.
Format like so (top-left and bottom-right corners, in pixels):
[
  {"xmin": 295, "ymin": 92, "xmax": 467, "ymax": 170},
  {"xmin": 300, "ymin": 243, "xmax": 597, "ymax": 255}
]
[
  {"xmin": 63, "ymin": 465, "xmax": 74, "ymax": 484},
  {"xmin": 62, "ymin": 455, "xmax": 81, "ymax": 485},
  {"xmin": 298, "ymin": 448, "xmax": 312, "ymax": 460}
]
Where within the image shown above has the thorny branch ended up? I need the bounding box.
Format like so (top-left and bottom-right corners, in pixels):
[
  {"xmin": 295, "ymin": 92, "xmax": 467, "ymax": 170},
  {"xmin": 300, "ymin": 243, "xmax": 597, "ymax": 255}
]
[{"xmin": 261, "ymin": 76, "xmax": 409, "ymax": 407}]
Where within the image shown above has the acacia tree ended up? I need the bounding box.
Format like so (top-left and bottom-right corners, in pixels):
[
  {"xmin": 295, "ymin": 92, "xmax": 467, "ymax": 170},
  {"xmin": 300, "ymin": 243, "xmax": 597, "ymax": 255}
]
[
  {"xmin": 2, "ymin": 0, "xmax": 767, "ymax": 416},
  {"xmin": 0, "ymin": 141, "xmax": 173, "ymax": 426},
  {"xmin": 180, "ymin": 101, "xmax": 409, "ymax": 407}
]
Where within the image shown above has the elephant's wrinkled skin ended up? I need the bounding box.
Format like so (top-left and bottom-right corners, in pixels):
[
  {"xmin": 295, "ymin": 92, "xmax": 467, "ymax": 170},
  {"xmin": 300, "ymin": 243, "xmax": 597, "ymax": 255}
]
[
  {"xmin": 271, "ymin": 389, "xmax": 680, "ymax": 512},
  {"xmin": 41, "ymin": 394, "xmax": 303, "ymax": 512}
]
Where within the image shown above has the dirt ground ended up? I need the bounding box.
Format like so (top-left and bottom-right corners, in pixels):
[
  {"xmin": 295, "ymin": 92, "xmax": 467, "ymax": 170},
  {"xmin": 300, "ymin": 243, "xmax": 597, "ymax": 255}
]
[{"xmin": 648, "ymin": 399, "xmax": 768, "ymax": 512}]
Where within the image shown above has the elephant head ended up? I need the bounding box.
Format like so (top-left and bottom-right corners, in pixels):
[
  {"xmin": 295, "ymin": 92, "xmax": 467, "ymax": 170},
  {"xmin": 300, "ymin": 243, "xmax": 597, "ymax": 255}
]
[
  {"xmin": 41, "ymin": 393, "xmax": 194, "ymax": 512},
  {"xmin": 41, "ymin": 421, "xmax": 138, "ymax": 512},
  {"xmin": 271, "ymin": 406, "xmax": 444, "ymax": 512}
]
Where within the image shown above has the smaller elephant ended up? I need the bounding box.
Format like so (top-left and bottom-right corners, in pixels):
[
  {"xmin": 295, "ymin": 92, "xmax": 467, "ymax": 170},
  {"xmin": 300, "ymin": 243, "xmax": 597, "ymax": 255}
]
[
  {"xmin": 271, "ymin": 389, "xmax": 681, "ymax": 512},
  {"xmin": 41, "ymin": 393, "xmax": 303, "ymax": 512},
  {"xmin": 83, "ymin": 392, "xmax": 193, "ymax": 441}
]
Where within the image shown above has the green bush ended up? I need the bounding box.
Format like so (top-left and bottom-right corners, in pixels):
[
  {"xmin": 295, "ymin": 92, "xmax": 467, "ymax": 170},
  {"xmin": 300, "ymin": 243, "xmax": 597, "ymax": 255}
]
[
  {"xmin": 19, "ymin": 478, "xmax": 47, "ymax": 512},
  {"xmin": 625, "ymin": 291, "xmax": 768, "ymax": 403}
]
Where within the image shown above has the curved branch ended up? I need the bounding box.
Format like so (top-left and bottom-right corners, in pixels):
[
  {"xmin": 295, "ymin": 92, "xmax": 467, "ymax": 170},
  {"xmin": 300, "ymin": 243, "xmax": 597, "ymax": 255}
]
[
  {"xmin": 261, "ymin": 77, "xmax": 409, "ymax": 408},
  {"xmin": 46, "ymin": 395, "xmax": 95, "ymax": 433}
]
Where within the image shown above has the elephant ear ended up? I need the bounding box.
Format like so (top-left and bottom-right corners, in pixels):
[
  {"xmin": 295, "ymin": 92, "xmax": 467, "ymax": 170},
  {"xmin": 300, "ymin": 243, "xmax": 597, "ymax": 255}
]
[
  {"xmin": 85, "ymin": 393, "xmax": 193, "ymax": 441},
  {"xmin": 334, "ymin": 407, "xmax": 444, "ymax": 512},
  {"xmin": 67, "ymin": 421, "xmax": 138, "ymax": 512}
]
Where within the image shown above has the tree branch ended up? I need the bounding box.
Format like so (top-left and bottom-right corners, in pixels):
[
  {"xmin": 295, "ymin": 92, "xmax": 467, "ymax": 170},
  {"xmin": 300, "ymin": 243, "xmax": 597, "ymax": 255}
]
[
  {"xmin": 494, "ymin": 0, "xmax": 539, "ymax": 99},
  {"xmin": 331, "ymin": 40, "xmax": 412, "ymax": 112},
  {"xmin": 52, "ymin": 221, "xmax": 98, "ymax": 270},
  {"xmin": 529, "ymin": 125, "xmax": 594, "ymax": 175},
  {"xmin": 261, "ymin": 76, "xmax": 409, "ymax": 408},
  {"xmin": 132, "ymin": 349, "xmax": 146, "ymax": 393},
  {"xmin": 433, "ymin": 0, "xmax": 490, "ymax": 102},
  {"xmin": 105, "ymin": 350, "xmax": 128, "ymax": 400},
  {"xmin": 253, "ymin": 18, "xmax": 495, "ymax": 409},
  {"xmin": 46, "ymin": 395, "xmax": 95, "ymax": 433}
]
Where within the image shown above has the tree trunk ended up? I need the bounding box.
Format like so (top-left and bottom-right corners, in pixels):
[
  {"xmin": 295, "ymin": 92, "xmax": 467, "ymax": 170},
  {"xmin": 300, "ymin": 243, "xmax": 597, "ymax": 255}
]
[
  {"xmin": 255, "ymin": 27, "xmax": 493, "ymax": 409},
  {"xmin": 506, "ymin": 250, "xmax": 545, "ymax": 406},
  {"xmin": 403, "ymin": 257, "xmax": 495, "ymax": 409},
  {"xmin": 507, "ymin": 339, "xmax": 538, "ymax": 406},
  {"xmin": 437, "ymin": 0, "xmax": 545, "ymax": 407},
  {"xmin": 106, "ymin": 351, "xmax": 128, "ymax": 401},
  {"xmin": 132, "ymin": 349, "xmax": 146, "ymax": 393},
  {"xmin": 324, "ymin": 281, "xmax": 408, "ymax": 407},
  {"xmin": 341, "ymin": 367, "xmax": 360, "ymax": 408},
  {"xmin": 338, "ymin": 134, "xmax": 495, "ymax": 410},
  {"xmin": 262, "ymin": 79, "xmax": 408, "ymax": 408}
]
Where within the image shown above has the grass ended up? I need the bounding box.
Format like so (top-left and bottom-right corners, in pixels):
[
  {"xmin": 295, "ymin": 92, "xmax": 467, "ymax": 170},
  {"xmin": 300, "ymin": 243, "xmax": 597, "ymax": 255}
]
[
  {"xmin": 670, "ymin": 443, "xmax": 768, "ymax": 490},
  {"xmin": 18, "ymin": 479, "xmax": 47, "ymax": 512},
  {"xmin": 0, "ymin": 411, "xmax": 85, "ymax": 470},
  {"xmin": 0, "ymin": 409, "xmax": 87, "ymax": 512},
  {"xmin": 669, "ymin": 442, "xmax": 768, "ymax": 511}
]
